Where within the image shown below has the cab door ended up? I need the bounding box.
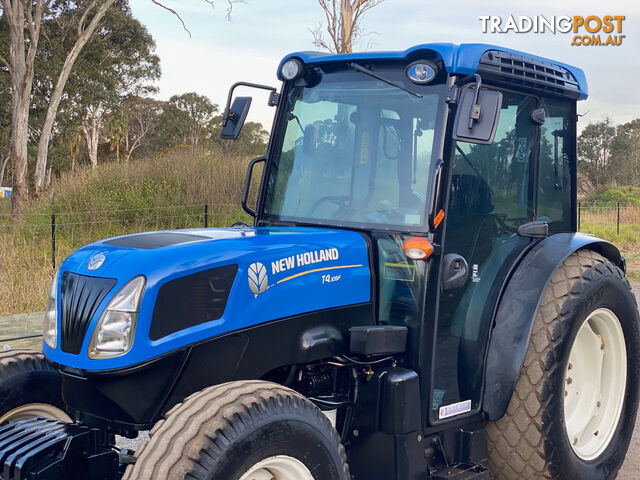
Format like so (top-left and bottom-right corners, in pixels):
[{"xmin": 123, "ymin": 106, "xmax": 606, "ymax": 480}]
[{"xmin": 429, "ymin": 90, "xmax": 540, "ymax": 424}]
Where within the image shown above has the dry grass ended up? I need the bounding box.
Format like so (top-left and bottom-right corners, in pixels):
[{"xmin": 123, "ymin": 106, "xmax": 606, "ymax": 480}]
[
  {"xmin": 2, "ymin": 154, "xmax": 639, "ymax": 315},
  {"xmin": 0, "ymin": 149, "xmax": 252, "ymax": 315}
]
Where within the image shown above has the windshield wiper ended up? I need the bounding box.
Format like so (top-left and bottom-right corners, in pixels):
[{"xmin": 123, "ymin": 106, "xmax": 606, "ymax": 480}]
[{"xmin": 348, "ymin": 62, "xmax": 423, "ymax": 98}]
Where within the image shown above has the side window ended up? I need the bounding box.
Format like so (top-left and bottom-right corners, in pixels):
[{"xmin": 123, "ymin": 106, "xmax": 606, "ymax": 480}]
[
  {"xmin": 453, "ymin": 92, "xmax": 538, "ymax": 224},
  {"xmin": 538, "ymin": 98, "xmax": 573, "ymax": 232}
]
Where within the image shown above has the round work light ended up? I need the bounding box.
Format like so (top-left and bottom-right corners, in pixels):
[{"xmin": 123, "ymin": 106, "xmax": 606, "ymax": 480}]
[
  {"xmin": 281, "ymin": 59, "xmax": 304, "ymax": 81},
  {"xmin": 406, "ymin": 61, "xmax": 437, "ymax": 84}
]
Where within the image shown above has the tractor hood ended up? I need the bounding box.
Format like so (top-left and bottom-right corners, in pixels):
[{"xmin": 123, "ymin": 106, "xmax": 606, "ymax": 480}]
[{"xmin": 44, "ymin": 227, "xmax": 371, "ymax": 371}]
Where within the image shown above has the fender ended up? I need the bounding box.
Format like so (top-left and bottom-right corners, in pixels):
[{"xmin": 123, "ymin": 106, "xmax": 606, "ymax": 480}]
[{"xmin": 482, "ymin": 233, "xmax": 622, "ymax": 420}]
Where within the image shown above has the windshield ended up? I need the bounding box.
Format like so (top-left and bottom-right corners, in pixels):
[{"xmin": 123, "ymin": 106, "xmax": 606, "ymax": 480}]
[{"xmin": 263, "ymin": 66, "xmax": 446, "ymax": 231}]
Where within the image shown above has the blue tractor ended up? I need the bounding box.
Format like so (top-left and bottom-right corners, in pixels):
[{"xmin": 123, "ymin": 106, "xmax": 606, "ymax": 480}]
[{"xmin": 0, "ymin": 43, "xmax": 637, "ymax": 480}]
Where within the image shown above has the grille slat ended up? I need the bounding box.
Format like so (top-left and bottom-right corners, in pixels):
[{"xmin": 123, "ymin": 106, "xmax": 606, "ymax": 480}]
[{"xmin": 60, "ymin": 273, "xmax": 117, "ymax": 354}]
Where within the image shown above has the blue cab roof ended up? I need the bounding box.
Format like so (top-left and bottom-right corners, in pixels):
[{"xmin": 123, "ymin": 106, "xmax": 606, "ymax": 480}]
[{"xmin": 278, "ymin": 43, "xmax": 588, "ymax": 100}]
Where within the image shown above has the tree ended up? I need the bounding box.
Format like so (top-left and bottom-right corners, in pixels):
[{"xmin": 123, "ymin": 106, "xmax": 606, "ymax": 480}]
[
  {"xmin": 311, "ymin": 0, "xmax": 384, "ymax": 54},
  {"xmin": 577, "ymin": 118, "xmax": 617, "ymax": 193},
  {"xmin": 160, "ymin": 92, "xmax": 218, "ymax": 156},
  {"xmin": 0, "ymin": 0, "xmax": 230, "ymax": 214},
  {"xmin": 57, "ymin": 3, "xmax": 160, "ymax": 168},
  {"xmin": 0, "ymin": 0, "xmax": 120, "ymax": 211},
  {"xmin": 613, "ymin": 119, "xmax": 640, "ymax": 187},
  {"xmin": 121, "ymin": 96, "xmax": 164, "ymax": 161}
]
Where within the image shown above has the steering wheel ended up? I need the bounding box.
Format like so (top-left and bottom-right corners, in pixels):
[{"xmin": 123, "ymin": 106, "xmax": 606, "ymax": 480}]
[{"xmin": 307, "ymin": 196, "xmax": 351, "ymax": 218}]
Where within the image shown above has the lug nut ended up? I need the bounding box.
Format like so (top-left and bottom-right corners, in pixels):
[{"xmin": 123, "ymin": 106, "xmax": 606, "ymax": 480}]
[
  {"xmin": 568, "ymin": 363, "xmax": 573, "ymax": 370},
  {"xmin": 566, "ymin": 377, "xmax": 573, "ymax": 385}
]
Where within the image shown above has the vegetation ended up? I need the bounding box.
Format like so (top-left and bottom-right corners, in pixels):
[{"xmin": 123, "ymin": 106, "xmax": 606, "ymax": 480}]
[
  {"xmin": 578, "ymin": 118, "xmax": 640, "ymax": 195},
  {"xmin": 0, "ymin": 149, "xmax": 251, "ymax": 315},
  {"xmin": 584, "ymin": 186, "xmax": 640, "ymax": 206},
  {"xmin": 0, "ymin": 0, "xmax": 241, "ymax": 213}
]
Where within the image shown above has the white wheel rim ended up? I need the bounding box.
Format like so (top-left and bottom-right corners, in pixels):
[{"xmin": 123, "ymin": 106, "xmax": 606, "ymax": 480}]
[
  {"xmin": 563, "ymin": 308, "xmax": 627, "ymax": 461},
  {"xmin": 0, "ymin": 403, "xmax": 72, "ymax": 424},
  {"xmin": 238, "ymin": 455, "xmax": 315, "ymax": 480}
]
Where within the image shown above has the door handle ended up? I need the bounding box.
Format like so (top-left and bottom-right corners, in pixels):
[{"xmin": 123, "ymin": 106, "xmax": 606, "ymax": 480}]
[{"xmin": 441, "ymin": 253, "xmax": 469, "ymax": 291}]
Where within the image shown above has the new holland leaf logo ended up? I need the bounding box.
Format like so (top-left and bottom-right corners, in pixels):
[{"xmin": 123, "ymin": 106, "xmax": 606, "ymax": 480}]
[{"xmin": 248, "ymin": 262, "xmax": 269, "ymax": 298}]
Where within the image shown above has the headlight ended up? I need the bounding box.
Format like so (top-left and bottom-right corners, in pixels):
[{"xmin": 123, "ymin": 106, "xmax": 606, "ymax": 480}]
[
  {"xmin": 43, "ymin": 271, "xmax": 59, "ymax": 349},
  {"xmin": 88, "ymin": 276, "xmax": 145, "ymax": 359}
]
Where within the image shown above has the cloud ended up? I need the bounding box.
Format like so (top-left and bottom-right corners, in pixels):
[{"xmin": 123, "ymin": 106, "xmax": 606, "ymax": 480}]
[{"xmin": 131, "ymin": 0, "xmax": 640, "ymax": 128}]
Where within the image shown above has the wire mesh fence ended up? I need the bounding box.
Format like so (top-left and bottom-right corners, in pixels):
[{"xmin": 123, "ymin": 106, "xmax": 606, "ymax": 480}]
[
  {"xmin": 578, "ymin": 202, "xmax": 640, "ymax": 234},
  {"xmin": 1, "ymin": 201, "xmax": 639, "ymax": 343},
  {"xmin": 0, "ymin": 204, "xmax": 250, "ymax": 321}
]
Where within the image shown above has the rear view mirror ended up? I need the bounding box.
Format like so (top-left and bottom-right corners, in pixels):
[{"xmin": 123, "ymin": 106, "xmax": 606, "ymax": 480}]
[
  {"xmin": 453, "ymin": 86, "xmax": 502, "ymax": 145},
  {"xmin": 221, "ymin": 97, "xmax": 252, "ymax": 140}
]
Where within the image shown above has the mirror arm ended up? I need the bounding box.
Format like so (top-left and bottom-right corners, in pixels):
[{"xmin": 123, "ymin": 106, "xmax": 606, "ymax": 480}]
[
  {"xmin": 468, "ymin": 73, "xmax": 482, "ymax": 129},
  {"xmin": 223, "ymin": 82, "xmax": 279, "ymax": 127}
]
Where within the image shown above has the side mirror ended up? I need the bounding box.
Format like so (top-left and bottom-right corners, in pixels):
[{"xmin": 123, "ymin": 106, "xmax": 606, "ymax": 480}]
[
  {"xmin": 221, "ymin": 97, "xmax": 252, "ymax": 140},
  {"xmin": 453, "ymin": 86, "xmax": 502, "ymax": 145}
]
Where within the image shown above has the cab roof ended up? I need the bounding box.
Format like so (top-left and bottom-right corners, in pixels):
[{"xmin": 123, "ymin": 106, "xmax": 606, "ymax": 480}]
[{"xmin": 278, "ymin": 43, "xmax": 588, "ymax": 100}]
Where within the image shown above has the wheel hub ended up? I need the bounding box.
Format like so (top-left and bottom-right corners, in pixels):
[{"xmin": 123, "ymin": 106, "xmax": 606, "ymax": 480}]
[
  {"xmin": 563, "ymin": 308, "xmax": 627, "ymax": 460},
  {"xmin": 0, "ymin": 403, "xmax": 71, "ymax": 425},
  {"xmin": 239, "ymin": 455, "xmax": 315, "ymax": 480}
]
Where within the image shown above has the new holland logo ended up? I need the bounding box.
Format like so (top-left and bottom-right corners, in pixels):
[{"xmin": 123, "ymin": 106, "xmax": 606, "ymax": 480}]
[
  {"xmin": 87, "ymin": 252, "xmax": 107, "ymax": 271},
  {"xmin": 248, "ymin": 262, "xmax": 269, "ymax": 298}
]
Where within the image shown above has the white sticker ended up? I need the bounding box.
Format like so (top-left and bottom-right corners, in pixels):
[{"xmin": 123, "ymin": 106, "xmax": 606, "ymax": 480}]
[
  {"xmin": 439, "ymin": 399, "xmax": 472, "ymax": 420},
  {"xmin": 404, "ymin": 213, "xmax": 422, "ymax": 225}
]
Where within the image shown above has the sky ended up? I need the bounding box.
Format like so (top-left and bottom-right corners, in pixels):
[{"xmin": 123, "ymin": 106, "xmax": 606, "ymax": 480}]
[{"xmin": 129, "ymin": 0, "xmax": 640, "ymax": 133}]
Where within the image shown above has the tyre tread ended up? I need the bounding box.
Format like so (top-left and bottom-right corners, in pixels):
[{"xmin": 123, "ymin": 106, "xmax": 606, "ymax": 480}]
[
  {"xmin": 124, "ymin": 380, "xmax": 349, "ymax": 480},
  {"xmin": 487, "ymin": 249, "xmax": 633, "ymax": 480}
]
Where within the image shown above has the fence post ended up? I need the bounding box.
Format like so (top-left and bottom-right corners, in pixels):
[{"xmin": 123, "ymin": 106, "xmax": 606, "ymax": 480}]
[
  {"xmin": 578, "ymin": 202, "xmax": 581, "ymax": 231},
  {"xmin": 204, "ymin": 204, "xmax": 208, "ymax": 228},
  {"xmin": 617, "ymin": 202, "xmax": 621, "ymax": 235},
  {"xmin": 51, "ymin": 213, "xmax": 56, "ymax": 271}
]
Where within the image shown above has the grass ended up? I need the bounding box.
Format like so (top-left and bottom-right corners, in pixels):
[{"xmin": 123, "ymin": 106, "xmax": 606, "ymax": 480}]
[
  {"xmin": 0, "ymin": 149, "xmax": 252, "ymax": 315},
  {"xmin": 1, "ymin": 156, "xmax": 639, "ymax": 315}
]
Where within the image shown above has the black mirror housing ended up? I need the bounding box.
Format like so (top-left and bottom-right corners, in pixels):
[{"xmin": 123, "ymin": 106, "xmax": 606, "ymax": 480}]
[
  {"xmin": 221, "ymin": 97, "xmax": 252, "ymax": 140},
  {"xmin": 453, "ymin": 87, "xmax": 502, "ymax": 145}
]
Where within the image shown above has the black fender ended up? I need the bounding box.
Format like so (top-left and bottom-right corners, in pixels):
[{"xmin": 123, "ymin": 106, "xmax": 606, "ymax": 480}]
[{"xmin": 482, "ymin": 233, "xmax": 622, "ymax": 420}]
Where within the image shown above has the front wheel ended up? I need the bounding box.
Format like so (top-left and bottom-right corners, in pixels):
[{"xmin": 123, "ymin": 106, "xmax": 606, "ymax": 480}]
[
  {"xmin": 0, "ymin": 349, "xmax": 71, "ymax": 424},
  {"xmin": 487, "ymin": 250, "xmax": 640, "ymax": 480},
  {"xmin": 124, "ymin": 380, "xmax": 349, "ymax": 480}
]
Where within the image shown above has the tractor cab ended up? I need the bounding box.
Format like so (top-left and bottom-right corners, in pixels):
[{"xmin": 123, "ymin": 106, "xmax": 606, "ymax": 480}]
[{"xmin": 225, "ymin": 44, "xmax": 580, "ymax": 430}]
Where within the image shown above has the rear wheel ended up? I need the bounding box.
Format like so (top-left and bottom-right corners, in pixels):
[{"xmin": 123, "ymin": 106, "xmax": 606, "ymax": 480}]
[
  {"xmin": 124, "ymin": 380, "xmax": 349, "ymax": 480},
  {"xmin": 0, "ymin": 349, "xmax": 71, "ymax": 424},
  {"xmin": 487, "ymin": 250, "xmax": 640, "ymax": 480}
]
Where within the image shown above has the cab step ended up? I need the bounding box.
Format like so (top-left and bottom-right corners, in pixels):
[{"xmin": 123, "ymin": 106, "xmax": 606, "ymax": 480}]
[{"xmin": 431, "ymin": 463, "xmax": 490, "ymax": 479}]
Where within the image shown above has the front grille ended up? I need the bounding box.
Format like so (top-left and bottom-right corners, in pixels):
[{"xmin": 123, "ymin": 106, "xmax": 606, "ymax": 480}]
[
  {"xmin": 60, "ymin": 272, "xmax": 117, "ymax": 354},
  {"xmin": 478, "ymin": 50, "xmax": 581, "ymax": 98}
]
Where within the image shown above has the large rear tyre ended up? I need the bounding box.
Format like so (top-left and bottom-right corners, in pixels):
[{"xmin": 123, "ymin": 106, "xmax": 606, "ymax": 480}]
[
  {"xmin": 487, "ymin": 250, "xmax": 640, "ymax": 480},
  {"xmin": 0, "ymin": 349, "xmax": 71, "ymax": 424},
  {"xmin": 123, "ymin": 380, "xmax": 349, "ymax": 480}
]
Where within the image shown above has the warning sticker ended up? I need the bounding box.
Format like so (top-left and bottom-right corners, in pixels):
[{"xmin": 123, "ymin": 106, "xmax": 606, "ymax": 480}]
[
  {"xmin": 439, "ymin": 399, "xmax": 472, "ymax": 420},
  {"xmin": 517, "ymin": 137, "xmax": 528, "ymax": 163}
]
